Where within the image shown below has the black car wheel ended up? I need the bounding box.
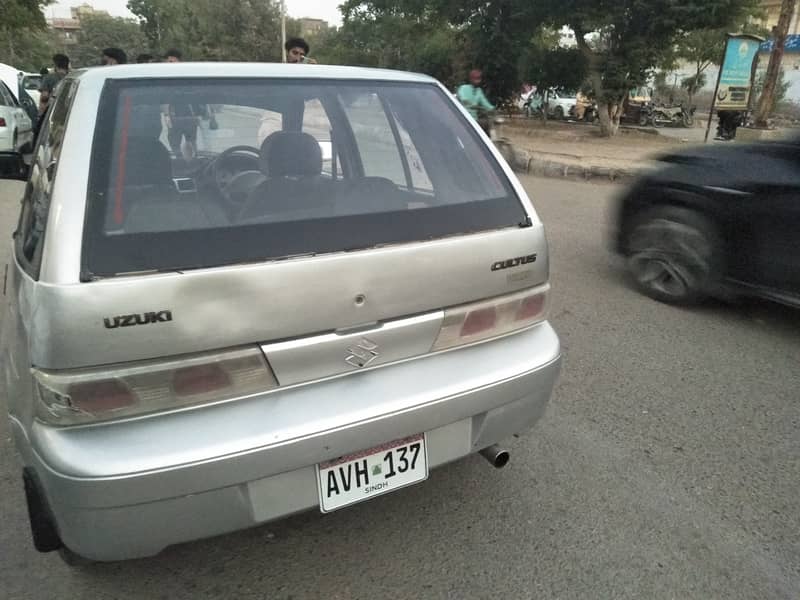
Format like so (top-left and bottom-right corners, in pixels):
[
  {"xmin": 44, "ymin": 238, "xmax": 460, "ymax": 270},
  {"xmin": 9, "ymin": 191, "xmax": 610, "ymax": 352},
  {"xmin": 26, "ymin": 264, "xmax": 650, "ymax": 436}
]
[
  {"xmin": 554, "ymin": 106, "xmax": 565, "ymax": 120},
  {"xmin": 624, "ymin": 206, "xmax": 722, "ymax": 304}
]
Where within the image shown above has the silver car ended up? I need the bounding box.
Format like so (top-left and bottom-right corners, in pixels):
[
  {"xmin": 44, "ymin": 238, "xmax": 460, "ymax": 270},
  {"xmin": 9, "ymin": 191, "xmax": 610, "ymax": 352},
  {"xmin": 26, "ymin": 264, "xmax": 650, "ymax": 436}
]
[{"xmin": 0, "ymin": 63, "xmax": 561, "ymax": 562}]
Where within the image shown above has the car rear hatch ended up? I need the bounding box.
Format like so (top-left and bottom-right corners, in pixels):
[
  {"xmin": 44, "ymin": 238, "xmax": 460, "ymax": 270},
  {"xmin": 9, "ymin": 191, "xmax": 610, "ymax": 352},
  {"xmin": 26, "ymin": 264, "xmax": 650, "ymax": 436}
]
[{"xmin": 31, "ymin": 75, "xmax": 550, "ymax": 424}]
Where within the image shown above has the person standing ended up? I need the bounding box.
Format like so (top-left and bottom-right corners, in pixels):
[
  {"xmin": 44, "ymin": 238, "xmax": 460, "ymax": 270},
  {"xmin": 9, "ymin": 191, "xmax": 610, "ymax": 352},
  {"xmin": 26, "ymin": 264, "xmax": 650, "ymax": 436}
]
[
  {"xmin": 161, "ymin": 49, "xmax": 208, "ymax": 161},
  {"xmin": 285, "ymin": 38, "xmax": 317, "ymax": 64},
  {"xmin": 101, "ymin": 48, "xmax": 128, "ymax": 66},
  {"xmin": 457, "ymin": 69, "xmax": 495, "ymax": 134},
  {"xmin": 36, "ymin": 53, "xmax": 69, "ymax": 139},
  {"xmin": 38, "ymin": 54, "xmax": 69, "ymax": 117}
]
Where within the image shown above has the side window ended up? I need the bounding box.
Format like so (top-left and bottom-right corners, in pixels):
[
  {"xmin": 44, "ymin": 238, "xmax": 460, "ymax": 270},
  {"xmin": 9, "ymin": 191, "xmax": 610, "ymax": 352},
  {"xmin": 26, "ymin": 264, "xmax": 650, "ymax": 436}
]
[
  {"xmin": 340, "ymin": 92, "xmax": 407, "ymax": 186},
  {"xmin": 387, "ymin": 105, "xmax": 434, "ymax": 194},
  {"xmin": 302, "ymin": 99, "xmax": 340, "ymax": 177},
  {"xmin": 0, "ymin": 83, "xmax": 13, "ymax": 106},
  {"xmin": 256, "ymin": 108, "xmax": 285, "ymax": 149},
  {"xmin": 15, "ymin": 80, "xmax": 76, "ymax": 279}
]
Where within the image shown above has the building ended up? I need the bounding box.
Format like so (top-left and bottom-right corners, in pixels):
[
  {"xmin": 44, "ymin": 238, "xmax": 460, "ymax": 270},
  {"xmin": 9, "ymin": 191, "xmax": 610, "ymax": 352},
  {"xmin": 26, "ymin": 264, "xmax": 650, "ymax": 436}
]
[
  {"xmin": 69, "ymin": 3, "xmax": 108, "ymax": 20},
  {"xmin": 299, "ymin": 18, "xmax": 328, "ymax": 38},
  {"xmin": 47, "ymin": 17, "xmax": 81, "ymax": 46},
  {"xmin": 759, "ymin": 1, "xmax": 800, "ymax": 36},
  {"xmin": 47, "ymin": 3, "xmax": 110, "ymax": 46}
]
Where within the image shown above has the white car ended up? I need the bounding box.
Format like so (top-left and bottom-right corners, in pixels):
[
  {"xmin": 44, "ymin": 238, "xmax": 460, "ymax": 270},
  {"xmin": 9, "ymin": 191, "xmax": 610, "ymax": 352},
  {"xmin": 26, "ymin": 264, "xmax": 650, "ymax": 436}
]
[
  {"xmin": 0, "ymin": 79, "xmax": 34, "ymax": 154},
  {"xmin": 544, "ymin": 88, "xmax": 577, "ymax": 120}
]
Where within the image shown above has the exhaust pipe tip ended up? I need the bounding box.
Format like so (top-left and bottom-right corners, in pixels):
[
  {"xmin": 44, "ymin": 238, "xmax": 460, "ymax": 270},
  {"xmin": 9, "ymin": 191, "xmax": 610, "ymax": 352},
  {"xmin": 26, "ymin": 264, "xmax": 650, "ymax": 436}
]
[{"xmin": 479, "ymin": 445, "xmax": 510, "ymax": 469}]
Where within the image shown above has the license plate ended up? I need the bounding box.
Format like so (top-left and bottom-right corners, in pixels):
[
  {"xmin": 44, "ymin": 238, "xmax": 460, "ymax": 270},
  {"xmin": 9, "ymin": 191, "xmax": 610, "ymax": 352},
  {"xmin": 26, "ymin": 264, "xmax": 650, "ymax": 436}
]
[{"xmin": 316, "ymin": 434, "xmax": 428, "ymax": 513}]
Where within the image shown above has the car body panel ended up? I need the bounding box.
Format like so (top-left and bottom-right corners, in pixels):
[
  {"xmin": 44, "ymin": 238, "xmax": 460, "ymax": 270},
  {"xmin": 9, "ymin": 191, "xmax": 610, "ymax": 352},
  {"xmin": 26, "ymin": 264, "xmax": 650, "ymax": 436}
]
[
  {"xmin": 613, "ymin": 138, "xmax": 800, "ymax": 304},
  {"xmin": 2, "ymin": 63, "xmax": 561, "ymax": 561}
]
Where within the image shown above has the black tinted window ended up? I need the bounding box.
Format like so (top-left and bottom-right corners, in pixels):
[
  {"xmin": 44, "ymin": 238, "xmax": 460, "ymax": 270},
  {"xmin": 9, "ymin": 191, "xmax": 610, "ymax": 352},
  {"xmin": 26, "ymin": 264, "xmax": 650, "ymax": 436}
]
[
  {"xmin": 16, "ymin": 80, "xmax": 76, "ymax": 278},
  {"xmin": 84, "ymin": 79, "xmax": 525, "ymax": 278}
]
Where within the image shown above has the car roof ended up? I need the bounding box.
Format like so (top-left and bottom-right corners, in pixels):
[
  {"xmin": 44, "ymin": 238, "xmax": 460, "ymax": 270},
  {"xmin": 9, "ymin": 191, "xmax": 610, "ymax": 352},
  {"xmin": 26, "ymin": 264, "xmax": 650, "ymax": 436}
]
[{"xmin": 69, "ymin": 62, "xmax": 438, "ymax": 85}]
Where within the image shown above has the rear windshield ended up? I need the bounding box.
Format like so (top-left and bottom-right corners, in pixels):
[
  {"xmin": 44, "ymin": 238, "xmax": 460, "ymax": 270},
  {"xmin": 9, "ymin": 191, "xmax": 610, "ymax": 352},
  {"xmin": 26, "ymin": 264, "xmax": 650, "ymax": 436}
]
[{"xmin": 83, "ymin": 78, "xmax": 526, "ymax": 277}]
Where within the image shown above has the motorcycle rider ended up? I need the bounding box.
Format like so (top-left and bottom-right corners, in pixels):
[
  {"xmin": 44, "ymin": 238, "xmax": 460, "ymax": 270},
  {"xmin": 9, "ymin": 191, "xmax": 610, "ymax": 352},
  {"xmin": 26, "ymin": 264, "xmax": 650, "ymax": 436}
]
[{"xmin": 457, "ymin": 69, "xmax": 495, "ymax": 135}]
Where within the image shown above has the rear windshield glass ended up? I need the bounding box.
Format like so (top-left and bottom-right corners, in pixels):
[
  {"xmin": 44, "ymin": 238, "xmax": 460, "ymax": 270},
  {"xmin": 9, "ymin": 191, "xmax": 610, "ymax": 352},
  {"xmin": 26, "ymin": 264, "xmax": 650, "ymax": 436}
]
[{"xmin": 83, "ymin": 79, "xmax": 526, "ymax": 277}]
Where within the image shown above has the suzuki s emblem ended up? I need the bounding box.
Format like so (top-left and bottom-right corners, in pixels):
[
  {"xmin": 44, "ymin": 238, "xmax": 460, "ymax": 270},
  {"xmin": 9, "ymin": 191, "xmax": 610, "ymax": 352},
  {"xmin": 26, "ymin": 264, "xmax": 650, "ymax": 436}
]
[{"xmin": 345, "ymin": 338, "xmax": 380, "ymax": 368}]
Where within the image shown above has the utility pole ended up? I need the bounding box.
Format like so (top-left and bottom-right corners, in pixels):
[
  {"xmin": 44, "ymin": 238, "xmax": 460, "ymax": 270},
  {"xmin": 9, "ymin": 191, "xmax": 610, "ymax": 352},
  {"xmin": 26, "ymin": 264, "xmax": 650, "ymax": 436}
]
[
  {"xmin": 280, "ymin": 0, "xmax": 287, "ymax": 62},
  {"xmin": 754, "ymin": 0, "xmax": 797, "ymax": 127}
]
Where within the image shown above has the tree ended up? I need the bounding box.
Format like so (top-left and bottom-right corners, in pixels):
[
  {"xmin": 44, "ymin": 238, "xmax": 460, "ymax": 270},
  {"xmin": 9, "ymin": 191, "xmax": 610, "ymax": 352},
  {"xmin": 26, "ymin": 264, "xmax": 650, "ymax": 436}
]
[
  {"xmin": 520, "ymin": 31, "xmax": 588, "ymax": 123},
  {"xmin": 314, "ymin": 3, "xmax": 463, "ymax": 89},
  {"xmin": 755, "ymin": 0, "xmax": 798, "ymax": 127},
  {"xmin": 71, "ymin": 13, "xmax": 149, "ymax": 67},
  {"xmin": 0, "ymin": 0, "xmax": 52, "ymax": 67},
  {"xmin": 335, "ymin": 0, "xmax": 759, "ymax": 136},
  {"xmin": 753, "ymin": 67, "xmax": 792, "ymax": 115},
  {"xmin": 671, "ymin": 14, "xmax": 767, "ymax": 108},
  {"xmin": 542, "ymin": 1, "xmax": 761, "ymax": 136},
  {"xmin": 681, "ymin": 72, "xmax": 708, "ymax": 105},
  {"xmin": 128, "ymin": 0, "xmax": 283, "ymax": 61}
]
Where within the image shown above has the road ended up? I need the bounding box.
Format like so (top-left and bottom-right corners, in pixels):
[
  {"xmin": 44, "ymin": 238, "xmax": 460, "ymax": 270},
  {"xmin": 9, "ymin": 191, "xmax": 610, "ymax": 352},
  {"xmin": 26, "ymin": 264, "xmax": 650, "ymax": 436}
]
[{"xmin": 0, "ymin": 176, "xmax": 798, "ymax": 599}]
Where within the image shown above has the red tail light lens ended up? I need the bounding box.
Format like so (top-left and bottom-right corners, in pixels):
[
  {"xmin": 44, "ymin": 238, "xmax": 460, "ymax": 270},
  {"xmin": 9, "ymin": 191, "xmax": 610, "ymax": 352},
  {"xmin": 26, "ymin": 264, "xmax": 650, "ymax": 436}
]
[
  {"xmin": 173, "ymin": 364, "xmax": 231, "ymax": 396},
  {"xmin": 433, "ymin": 285, "xmax": 549, "ymax": 351},
  {"xmin": 68, "ymin": 380, "xmax": 136, "ymax": 413},
  {"xmin": 517, "ymin": 293, "xmax": 547, "ymax": 321},
  {"xmin": 33, "ymin": 347, "xmax": 277, "ymax": 426},
  {"xmin": 460, "ymin": 307, "xmax": 497, "ymax": 337},
  {"xmin": 0, "ymin": 118, "xmax": 6, "ymax": 127}
]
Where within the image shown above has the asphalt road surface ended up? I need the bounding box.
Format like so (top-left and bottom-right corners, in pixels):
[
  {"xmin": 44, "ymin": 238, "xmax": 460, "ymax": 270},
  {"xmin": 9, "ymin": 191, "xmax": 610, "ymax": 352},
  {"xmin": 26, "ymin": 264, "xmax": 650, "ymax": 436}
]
[{"xmin": 0, "ymin": 176, "xmax": 798, "ymax": 599}]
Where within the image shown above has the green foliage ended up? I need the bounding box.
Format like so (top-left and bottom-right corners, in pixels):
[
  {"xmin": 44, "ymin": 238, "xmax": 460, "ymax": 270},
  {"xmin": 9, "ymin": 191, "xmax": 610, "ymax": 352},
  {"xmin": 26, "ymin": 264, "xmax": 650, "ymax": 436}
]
[
  {"xmin": 521, "ymin": 45, "xmax": 588, "ymax": 96},
  {"xmin": 754, "ymin": 67, "xmax": 791, "ymax": 112},
  {"xmin": 127, "ymin": 0, "xmax": 283, "ymax": 61},
  {"xmin": 71, "ymin": 14, "xmax": 149, "ymax": 67},
  {"xmin": 314, "ymin": 3, "xmax": 463, "ymax": 89},
  {"xmin": 681, "ymin": 72, "xmax": 708, "ymax": 98},
  {"xmin": 0, "ymin": 0, "xmax": 53, "ymax": 68}
]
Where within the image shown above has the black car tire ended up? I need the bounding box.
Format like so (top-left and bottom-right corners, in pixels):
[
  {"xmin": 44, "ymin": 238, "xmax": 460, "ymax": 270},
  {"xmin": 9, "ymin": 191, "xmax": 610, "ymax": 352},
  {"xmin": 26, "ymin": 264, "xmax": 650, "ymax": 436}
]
[
  {"xmin": 554, "ymin": 106, "xmax": 565, "ymax": 120},
  {"xmin": 624, "ymin": 206, "xmax": 723, "ymax": 305}
]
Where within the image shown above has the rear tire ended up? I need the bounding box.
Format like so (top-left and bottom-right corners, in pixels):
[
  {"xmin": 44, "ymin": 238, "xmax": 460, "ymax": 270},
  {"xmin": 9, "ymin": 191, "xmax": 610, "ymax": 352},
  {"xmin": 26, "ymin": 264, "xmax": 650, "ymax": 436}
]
[
  {"xmin": 22, "ymin": 469, "xmax": 62, "ymax": 553},
  {"xmin": 682, "ymin": 113, "xmax": 694, "ymax": 127},
  {"xmin": 624, "ymin": 206, "xmax": 723, "ymax": 305},
  {"xmin": 554, "ymin": 106, "xmax": 565, "ymax": 120}
]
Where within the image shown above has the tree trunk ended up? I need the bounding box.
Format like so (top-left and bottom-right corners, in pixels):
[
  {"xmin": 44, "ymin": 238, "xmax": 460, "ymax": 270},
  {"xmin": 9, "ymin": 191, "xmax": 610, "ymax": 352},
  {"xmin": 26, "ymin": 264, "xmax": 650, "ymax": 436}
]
[
  {"xmin": 597, "ymin": 102, "xmax": 622, "ymax": 136},
  {"xmin": 755, "ymin": 0, "xmax": 797, "ymax": 127}
]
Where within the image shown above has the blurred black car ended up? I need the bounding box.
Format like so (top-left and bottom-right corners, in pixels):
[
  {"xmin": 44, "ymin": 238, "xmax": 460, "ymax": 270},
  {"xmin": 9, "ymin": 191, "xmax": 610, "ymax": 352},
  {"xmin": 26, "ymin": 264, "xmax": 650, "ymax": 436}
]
[{"xmin": 613, "ymin": 136, "xmax": 800, "ymax": 306}]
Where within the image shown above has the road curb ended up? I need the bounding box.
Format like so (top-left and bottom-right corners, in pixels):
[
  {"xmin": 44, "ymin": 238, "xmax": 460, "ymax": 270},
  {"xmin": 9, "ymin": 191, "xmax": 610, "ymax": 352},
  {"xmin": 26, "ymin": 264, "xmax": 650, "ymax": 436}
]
[{"xmin": 508, "ymin": 146, "xmax": 641, "ymax": 183}]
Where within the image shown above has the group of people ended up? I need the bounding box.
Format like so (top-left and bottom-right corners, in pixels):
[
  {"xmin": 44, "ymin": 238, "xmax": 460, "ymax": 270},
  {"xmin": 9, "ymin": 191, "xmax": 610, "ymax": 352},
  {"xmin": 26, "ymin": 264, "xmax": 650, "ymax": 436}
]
[{"xmin": 34, "ymin": 37, "xmax": 320, "ymax": 157}]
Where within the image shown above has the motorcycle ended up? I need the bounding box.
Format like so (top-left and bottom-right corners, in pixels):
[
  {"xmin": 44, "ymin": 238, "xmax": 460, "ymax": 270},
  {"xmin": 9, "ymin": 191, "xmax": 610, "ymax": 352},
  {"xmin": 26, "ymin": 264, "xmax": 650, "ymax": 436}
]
[{"xmin": 642, "ymin": 103, "xmax": 695, "ymax": 128}]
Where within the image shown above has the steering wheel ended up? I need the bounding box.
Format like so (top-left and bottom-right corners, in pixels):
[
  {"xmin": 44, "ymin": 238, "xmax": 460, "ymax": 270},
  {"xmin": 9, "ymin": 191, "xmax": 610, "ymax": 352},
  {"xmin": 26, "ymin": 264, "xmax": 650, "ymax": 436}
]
[{"xmin": 210, "ymin": 145, "xmax": 262, "ymax": 204}]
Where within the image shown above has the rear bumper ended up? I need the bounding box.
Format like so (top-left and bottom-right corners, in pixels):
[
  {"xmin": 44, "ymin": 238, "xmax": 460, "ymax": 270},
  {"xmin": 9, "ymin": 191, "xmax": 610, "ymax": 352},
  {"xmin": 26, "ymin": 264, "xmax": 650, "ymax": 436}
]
[{"xmin": 12, "ymin": 323, "xmax": 561, "ymax": 561}]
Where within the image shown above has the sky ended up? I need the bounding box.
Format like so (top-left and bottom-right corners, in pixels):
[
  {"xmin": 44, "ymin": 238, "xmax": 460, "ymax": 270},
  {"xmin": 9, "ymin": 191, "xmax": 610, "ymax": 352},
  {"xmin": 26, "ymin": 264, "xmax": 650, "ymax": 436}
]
[{"xmin": 50, "ymin": 0, "xmax": 343, "ymax": 26}]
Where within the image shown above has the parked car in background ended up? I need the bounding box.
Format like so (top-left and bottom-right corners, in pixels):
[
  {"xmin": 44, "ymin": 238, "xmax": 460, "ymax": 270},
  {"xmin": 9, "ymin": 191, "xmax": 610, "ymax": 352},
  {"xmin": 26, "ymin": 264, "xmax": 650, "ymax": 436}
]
[
  {"xmin": 521, "ymin": 88, "xmax": 577, "ymax": 120},
  {"xmin": 613, "ymin": 137, "xmax": 800, "ymax": 307},
  {"xmin": 0, "ymin": 79, "xmax": 33, "ymax": 170},
  {"xmin": 21, "ymin": 73, "xmax": 42, "ymax": 107},
  {"xmin": 545, "ymin": 88, "xmax": 578, "ymax": 120},
  {"xmin": 0, "ymin": 63, "xmax": 561, "ymax": 563}
]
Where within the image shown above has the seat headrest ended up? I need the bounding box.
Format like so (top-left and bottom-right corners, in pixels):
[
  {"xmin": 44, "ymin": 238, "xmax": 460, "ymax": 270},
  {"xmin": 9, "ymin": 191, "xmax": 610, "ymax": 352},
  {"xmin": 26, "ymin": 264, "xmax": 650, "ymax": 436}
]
[
  {"xmin": 124, "ymin": 137, "xmax": 172, "ymax": 186},
  {"xmin": 260, "ymin": 132, "xmax": 322, "ymax": 178}
]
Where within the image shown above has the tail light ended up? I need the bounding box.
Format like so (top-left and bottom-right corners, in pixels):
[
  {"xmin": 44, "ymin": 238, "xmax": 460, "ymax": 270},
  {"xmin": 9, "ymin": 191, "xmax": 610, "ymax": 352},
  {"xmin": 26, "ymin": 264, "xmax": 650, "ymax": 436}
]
[
  {"xmin": 0, "ymin": 118, "xmax": 6, "ymax": 127},
  {"xmin": 432, "ymin": 285, "xmax": 550, "ymax": 351},
  {"xmin": 33, "ymin": 347, "xmax": 277, "ymax": 426}
]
